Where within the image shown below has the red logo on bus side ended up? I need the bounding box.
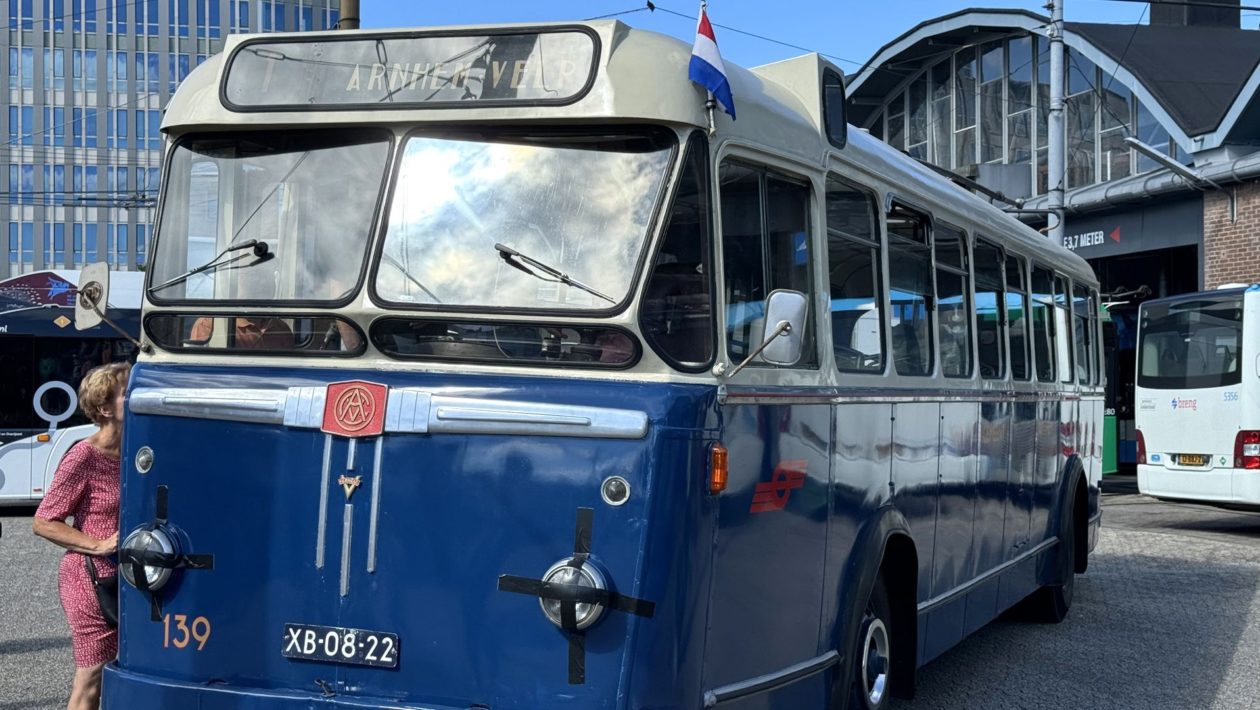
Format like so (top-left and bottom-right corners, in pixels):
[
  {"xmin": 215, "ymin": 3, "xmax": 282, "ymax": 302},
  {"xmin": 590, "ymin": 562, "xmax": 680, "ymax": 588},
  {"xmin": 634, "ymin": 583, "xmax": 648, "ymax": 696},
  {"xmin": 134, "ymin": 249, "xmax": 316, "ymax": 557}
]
[
  {"xmin": 750, "ymin": 460, "xmax": 807, "ymax": 513},
  {"xmin": 322, "ymin": 381, "xmax": 388, "ymax": 438}
]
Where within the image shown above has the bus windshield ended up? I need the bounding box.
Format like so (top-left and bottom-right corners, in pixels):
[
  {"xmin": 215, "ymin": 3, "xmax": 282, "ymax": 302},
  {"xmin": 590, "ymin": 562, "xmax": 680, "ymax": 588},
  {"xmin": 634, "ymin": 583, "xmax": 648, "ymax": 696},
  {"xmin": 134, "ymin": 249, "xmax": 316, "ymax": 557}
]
[
  {"xmin": 373, "ymin": 130, "xmax": 674, "ymax": 311},
  {"xmin": 149, "ymin": 130, "xmax": 392, "ymax": 302},
  {"xmin": 1138, "ymin": 294, "xmax": 1244, "ymax": 390}
]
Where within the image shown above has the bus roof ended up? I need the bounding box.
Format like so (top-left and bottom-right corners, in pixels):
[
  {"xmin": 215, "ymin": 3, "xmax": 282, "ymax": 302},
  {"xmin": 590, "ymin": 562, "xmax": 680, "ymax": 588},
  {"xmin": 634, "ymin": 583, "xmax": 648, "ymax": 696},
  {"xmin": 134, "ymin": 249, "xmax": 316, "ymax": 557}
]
[{"xmin": 162, "ymin": 21, "xmax": 1095, "ymax": 287}]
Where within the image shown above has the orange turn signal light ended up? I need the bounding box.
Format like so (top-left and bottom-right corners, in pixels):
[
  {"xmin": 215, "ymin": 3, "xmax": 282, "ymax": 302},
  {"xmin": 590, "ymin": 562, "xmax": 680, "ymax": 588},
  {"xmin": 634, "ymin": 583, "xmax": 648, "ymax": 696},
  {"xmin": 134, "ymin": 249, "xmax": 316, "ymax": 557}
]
[
  {"xmin": 709, "ymin": 443, "xmax": 728, "ymax": 494},
  {"xmin": 36, "ymin": 434, "xmax": 51, "ymax": 443}
]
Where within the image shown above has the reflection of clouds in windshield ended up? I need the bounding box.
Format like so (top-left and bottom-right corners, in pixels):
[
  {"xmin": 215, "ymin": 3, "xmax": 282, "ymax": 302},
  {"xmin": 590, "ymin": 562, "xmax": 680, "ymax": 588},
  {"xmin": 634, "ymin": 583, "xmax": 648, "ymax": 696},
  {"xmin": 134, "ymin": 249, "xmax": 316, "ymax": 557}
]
[{"xmin": 378, "ymin": 137, "xmax": 670, "ymax": 309}]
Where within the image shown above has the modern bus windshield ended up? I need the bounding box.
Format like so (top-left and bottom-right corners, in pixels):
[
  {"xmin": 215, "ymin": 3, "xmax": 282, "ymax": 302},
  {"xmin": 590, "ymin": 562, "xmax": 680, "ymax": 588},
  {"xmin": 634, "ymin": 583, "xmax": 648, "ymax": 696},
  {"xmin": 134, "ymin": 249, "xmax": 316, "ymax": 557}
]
[
  {"xmin": 149, "ymin": 130, "xmax": 392, "ymax": 303},
  {"xmin": 1138, "ymin": 293, "xmax": 1244, "ymax": 389},
  {"xmin": 373, "ymin": 130, "xmax": 673, "ymax": 311}
]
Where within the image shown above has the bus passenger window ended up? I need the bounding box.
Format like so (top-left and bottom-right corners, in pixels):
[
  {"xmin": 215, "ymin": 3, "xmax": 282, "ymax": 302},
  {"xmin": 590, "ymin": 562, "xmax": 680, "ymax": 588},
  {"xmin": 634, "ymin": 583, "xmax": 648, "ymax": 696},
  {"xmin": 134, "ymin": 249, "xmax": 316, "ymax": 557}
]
[
  {"xmin": 1031, "ymin": 265, "xmax": 1056, "ymax": 382},
  {"xmin": 1090, "ymin": 289, "xmax": 1102, "ymax": 385},
  {"xmin": 1072, "ymin": 283, "xmax": 1092, "ymax": 385},
  {"xmin": 886, "ymin": 203, "xmax": 932, "ymax": 376},
  {"xmin": 825, "ymin": 176, "xmax": 883, "ymax": 373},
  {"xmin": 640, "ymin": 135, "xmax": 713, "ymax": 370},
  {"xmin": 1055, "ymin": 275, "xmax": 1074, "ymax": 384},
  {"xmin": 1005, "ymin": 255, "xmax": 1030, "ymax": 380},
  {"xmin": 720, "ymin": 161, "xmax": 817, "ymax": 368},
  {"xmin": 935, "ymin": 223, "xmax": 972, "ymax": 378},
  {"xmin": 974, "ymin": 238, "xmax": 1005, "ymax": 380}
]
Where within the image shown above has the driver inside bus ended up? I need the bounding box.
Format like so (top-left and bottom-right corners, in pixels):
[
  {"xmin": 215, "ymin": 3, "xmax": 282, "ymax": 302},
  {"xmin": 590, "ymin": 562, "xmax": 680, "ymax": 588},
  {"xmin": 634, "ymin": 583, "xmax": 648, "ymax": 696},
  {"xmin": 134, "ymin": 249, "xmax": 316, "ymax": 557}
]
[{"xmin": 187, "ymin": 268, "xmax": 295, "ymax": 350}]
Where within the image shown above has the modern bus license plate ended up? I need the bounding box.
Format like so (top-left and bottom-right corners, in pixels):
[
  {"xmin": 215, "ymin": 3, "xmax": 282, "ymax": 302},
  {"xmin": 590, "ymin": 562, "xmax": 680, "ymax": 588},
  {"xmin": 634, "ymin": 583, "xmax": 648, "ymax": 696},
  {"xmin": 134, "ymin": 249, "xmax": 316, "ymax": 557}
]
[
  {"xmin": 282, "ymin": 623, "xmax": 399, "ymax": 668},
  {"xmin": 1178, "ymin": 454, "xmax": 1208, "ymax": 467}
]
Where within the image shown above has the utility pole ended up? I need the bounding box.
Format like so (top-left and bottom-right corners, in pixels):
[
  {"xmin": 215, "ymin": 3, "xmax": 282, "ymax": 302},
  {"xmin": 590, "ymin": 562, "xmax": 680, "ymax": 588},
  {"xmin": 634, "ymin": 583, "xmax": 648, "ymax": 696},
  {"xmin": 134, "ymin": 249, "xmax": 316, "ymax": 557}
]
[
  {"xmin": 1047, "ymin": 0, "xmax": 1066, "ymax": 246},
  {"xmin": 338, "ymin": 0, "xmax": 359, "ymax": 29}
]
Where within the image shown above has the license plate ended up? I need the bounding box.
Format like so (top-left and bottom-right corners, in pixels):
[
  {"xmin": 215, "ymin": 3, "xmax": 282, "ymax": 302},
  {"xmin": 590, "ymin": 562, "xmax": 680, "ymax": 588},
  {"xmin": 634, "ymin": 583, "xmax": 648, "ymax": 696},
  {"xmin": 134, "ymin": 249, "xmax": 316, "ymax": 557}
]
[
  {"xmin": 281, "ymin": 623, "xmax": 399, "ymax": 668},
  {"xmin": 1178, "ymin": 454, "xmax": 1207, "ymax": 466}
]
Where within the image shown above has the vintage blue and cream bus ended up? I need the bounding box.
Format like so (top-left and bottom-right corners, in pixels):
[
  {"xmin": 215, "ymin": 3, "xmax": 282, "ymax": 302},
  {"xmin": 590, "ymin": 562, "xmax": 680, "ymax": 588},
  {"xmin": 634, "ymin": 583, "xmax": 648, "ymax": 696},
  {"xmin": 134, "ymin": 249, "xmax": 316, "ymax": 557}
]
[{"xmin": 98, "ymin": 21, "xmax": 1103, "ymax": 710}]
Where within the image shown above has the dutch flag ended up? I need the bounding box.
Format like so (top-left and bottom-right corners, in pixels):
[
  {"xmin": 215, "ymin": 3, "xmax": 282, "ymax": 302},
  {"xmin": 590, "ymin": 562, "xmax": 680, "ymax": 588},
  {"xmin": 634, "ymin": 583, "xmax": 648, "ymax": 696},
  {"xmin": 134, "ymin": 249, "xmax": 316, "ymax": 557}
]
[{"xmin": 689, "ymin": 6, "xmax": 735, "ymax": 120}]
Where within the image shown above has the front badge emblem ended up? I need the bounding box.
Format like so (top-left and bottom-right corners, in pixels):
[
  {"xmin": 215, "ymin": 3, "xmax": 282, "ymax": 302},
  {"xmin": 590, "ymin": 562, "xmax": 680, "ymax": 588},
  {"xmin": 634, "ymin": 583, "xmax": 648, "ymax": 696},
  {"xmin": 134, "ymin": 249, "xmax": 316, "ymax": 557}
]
[
  {"xmin": 339, "ymin": 475, "xmax": 362, "ymax": 501},
  {"xmin": 322, "ymin": 381, "xmax": 388, "ymax": 438}
]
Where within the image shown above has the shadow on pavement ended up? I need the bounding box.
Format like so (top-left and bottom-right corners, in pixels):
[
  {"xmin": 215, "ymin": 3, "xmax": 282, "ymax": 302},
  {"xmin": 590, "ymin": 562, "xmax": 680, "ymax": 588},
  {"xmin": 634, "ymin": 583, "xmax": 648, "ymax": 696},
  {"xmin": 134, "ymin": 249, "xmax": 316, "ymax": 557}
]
[{"xmin": 0, "ymin": 637, "xmax": 71, "ymax": 655}]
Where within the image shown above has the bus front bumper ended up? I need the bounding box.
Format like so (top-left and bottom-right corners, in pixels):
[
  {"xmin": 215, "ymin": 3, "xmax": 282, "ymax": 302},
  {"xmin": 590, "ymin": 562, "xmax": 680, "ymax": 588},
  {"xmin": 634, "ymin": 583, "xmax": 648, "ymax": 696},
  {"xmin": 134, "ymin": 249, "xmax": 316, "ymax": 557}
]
[{"xmin": 103, "ymin": 664, "xmax": 466, "ymax": 710}]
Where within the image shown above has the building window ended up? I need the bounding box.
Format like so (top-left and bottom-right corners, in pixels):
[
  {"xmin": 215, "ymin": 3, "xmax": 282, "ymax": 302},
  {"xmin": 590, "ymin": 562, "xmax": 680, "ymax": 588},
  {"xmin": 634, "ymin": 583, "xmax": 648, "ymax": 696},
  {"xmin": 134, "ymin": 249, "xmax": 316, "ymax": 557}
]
[
  {"xmin": 954, "ymin": 46, "xmax": 977, "ymax": 168},
  {"xmin": 907, "ymin": 74, "xmax": 928, "ymax": 160},
  {"xmin": 929, "ymin": 60, "xmax": 951, "ymax": 167}
]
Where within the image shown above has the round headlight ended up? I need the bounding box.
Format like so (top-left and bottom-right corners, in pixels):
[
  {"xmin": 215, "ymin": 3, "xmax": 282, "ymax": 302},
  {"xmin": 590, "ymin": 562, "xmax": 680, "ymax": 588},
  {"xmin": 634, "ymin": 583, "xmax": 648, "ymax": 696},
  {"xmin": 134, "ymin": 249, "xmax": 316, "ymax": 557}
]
[
  {"xmin": 539, "ymin": 559, "xmax": 607, "ymax": 631},
  {"xmin": 119, "ymin": 527, "xmax": 176, "ymax": 591}
]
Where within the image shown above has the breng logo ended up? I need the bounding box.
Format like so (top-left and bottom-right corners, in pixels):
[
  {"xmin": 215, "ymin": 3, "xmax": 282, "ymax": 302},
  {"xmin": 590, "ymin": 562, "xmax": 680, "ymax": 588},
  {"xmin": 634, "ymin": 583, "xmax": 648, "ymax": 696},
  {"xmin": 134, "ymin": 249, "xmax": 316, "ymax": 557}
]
[{"xmin": 1171, "ymin": 398, "xmax": 1198, "ymax": 411}]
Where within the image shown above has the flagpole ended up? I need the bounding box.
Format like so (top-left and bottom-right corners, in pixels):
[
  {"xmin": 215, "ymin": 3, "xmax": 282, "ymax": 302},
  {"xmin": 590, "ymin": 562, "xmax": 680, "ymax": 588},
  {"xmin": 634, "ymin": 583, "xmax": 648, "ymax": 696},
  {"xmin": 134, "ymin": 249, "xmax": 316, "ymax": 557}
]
[{"xmin": 705, "ymin": 94, "xmax": 717, "ymax": 137}]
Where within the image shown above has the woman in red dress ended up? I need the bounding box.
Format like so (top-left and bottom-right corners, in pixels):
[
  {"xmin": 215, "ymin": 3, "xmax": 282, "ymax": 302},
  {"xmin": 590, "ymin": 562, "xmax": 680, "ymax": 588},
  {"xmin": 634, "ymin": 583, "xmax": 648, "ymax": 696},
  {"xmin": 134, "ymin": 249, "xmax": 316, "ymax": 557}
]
[{"xmin": 34, "ymin": 362, "xmax": 130, "ymax": 710}]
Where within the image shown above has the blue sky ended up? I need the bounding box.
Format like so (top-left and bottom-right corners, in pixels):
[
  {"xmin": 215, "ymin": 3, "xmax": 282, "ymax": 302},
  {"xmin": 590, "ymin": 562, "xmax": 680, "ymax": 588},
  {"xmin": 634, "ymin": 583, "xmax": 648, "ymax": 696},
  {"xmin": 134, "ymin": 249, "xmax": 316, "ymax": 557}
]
[{"xmin": 360, "ymin": 1, "xmax": 1152, "ymax": 71}]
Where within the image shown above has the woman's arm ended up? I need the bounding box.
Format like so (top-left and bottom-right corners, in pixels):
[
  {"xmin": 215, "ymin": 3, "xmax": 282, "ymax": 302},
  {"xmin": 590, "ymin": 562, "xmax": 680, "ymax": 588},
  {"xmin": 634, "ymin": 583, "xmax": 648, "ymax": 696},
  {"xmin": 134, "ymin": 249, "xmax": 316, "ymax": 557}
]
[{"xmin": 32, "ymin": 518, "xmax": 117, "ymax": 556}]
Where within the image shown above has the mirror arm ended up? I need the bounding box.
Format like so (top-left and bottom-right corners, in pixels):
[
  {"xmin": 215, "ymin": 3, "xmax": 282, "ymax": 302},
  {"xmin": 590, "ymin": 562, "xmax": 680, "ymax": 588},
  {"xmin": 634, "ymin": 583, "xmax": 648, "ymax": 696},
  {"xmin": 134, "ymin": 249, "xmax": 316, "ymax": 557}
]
[
  {"xmin": 725, "ymin": 320, "xmax": 791, "ymax": 379},
  {"xmin": 79, "ymin": 285, "xmax": 153, "ymax": 354}
]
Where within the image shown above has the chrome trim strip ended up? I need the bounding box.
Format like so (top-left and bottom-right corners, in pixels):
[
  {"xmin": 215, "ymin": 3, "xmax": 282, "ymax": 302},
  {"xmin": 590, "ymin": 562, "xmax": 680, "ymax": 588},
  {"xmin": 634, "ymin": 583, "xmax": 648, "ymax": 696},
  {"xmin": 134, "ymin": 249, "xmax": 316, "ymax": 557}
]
[
  {"xmin": 131, "ymin": 387, "xmax": 649, "ymax": 439},
  {"xmin": 131, "ymin": 388, "xmax": 287, "ymax": 424},
  {"xmin": 340, "ymin": 504, "xmax": 353, "ymax": 597},
  {"xmin": 917, "ymin": 536, "xmax": 1059, "ymax": 614},
  {"xmin": 346, "ymin": 438, "xmax": 358, "ymax": 472},
  {"xmin": 367, "ymin": 437, "xmax": 382, "ymax": 573},
  {"xmin": 702, "ymin": 650, "xmax": 840, "ymax": 707},
  {"xmin": 315, "ymin": 434, "xmax": 332, "ymax": 569},
  {"xmin": 283, "ymin": 387, "xmax": 325, "ymax": 429}
]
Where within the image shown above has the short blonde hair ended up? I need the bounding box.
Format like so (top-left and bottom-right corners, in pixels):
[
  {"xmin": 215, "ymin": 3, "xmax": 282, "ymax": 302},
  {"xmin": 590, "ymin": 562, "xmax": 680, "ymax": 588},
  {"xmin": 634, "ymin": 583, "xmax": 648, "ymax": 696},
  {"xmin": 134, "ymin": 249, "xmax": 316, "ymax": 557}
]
[{"xmin": 78, "ymin": 362, "xmax": 131, "ymax": 426}]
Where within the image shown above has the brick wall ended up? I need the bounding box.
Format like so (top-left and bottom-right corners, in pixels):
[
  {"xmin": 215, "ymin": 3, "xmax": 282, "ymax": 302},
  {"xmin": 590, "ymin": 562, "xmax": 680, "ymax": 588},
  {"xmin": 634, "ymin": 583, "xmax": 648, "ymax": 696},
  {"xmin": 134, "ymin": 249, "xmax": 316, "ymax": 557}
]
[{"xmin": 1204, "ymin": 181, "xmax": 1260, "ymax": 289}]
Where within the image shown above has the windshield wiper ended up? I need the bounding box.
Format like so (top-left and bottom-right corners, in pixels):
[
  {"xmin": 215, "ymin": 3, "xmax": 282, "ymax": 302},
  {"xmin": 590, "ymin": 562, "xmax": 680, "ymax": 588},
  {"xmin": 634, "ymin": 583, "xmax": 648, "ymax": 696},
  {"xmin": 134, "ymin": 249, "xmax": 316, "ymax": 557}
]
[
  {"xmin": 494, "ymin": 243, "xmax": 614, "ymax": 304},
  {"xmin": 380, "ymin": 250, "xmax": 442, "ymax": 303},
  {"xmin": 149, "ymin": 240, "xmax": 272, "ymax": 294}
]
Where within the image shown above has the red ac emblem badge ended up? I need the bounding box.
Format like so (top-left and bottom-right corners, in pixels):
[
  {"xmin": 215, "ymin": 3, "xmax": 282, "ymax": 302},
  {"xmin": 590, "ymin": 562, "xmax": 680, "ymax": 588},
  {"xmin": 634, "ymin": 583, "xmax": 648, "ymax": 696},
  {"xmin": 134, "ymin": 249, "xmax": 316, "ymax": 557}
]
[
  {"xmin": 322, "ymin": 381, "xmax": 388, "ymax": 438},
  {"xmin": 750, "ymin": 460, "xmax": 807, "ymax": 513}
]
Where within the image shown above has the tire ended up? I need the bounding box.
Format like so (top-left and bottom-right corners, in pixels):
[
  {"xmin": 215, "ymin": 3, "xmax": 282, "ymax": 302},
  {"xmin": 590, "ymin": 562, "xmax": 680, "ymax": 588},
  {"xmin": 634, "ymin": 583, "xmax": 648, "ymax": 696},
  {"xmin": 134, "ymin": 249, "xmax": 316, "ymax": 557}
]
[
  {"xmin": 849, "ymin": 574, "xmax": 894, "ymax": 710},
  {"xmin": 1023, "ymin": 480, "xmax": 1079, "ymax": 624}
]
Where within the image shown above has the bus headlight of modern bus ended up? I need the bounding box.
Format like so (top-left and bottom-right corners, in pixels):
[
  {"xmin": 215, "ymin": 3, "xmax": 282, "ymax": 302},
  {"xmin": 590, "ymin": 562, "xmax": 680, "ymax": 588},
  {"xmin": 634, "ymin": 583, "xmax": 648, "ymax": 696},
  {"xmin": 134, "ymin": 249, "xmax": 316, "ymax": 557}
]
[
  {"xmin": 119, "ymin": 527, "xmax": 178, "ymax": 591},
  {"xmin": 538, "ymin": 558, "xmax": 608, "ymax": 631}
]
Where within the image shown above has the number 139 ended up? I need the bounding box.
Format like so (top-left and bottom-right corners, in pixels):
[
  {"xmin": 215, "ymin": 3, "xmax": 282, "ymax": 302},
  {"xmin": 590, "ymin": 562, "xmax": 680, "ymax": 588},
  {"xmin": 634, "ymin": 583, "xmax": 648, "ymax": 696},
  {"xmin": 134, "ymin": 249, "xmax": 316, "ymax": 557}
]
[{"xmin": 163, "ymin": 614, "xmax": 211, "ymax": 651}]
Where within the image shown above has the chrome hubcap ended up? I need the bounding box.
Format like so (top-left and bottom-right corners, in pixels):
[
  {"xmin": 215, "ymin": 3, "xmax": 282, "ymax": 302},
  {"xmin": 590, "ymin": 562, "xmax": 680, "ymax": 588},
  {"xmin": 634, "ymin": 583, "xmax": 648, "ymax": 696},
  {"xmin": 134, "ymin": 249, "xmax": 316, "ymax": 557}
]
[{"xmin": 861, "ymin": 617, "xmax": 889, "ymax": 707}]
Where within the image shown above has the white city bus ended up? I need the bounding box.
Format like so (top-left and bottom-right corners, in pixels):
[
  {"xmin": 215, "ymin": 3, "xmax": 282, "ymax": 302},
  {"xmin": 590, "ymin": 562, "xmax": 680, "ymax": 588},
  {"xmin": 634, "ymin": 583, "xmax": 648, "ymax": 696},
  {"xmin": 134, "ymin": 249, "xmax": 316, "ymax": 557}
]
[{"xmin": 1136, "ymin": 285, "xmax": 1260, "ymax": 507}]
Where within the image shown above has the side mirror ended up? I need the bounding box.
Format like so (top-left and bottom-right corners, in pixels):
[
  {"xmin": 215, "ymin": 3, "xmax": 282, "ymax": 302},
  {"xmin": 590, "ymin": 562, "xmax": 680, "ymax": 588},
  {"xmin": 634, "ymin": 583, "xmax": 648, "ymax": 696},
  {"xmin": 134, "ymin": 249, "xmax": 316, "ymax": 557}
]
[
  {"xmin": 75, "ymin": 262, "xmax": 111, "ymax": 331},
  {"xmin": 760, "ymin": 289, "xmax": 808, "ymax": 366}
]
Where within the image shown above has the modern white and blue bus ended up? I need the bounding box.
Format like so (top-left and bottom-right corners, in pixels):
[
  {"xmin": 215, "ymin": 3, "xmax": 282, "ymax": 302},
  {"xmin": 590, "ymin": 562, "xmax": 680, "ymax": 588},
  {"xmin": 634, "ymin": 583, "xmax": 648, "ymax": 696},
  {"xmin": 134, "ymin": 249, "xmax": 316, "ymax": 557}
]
[
  {"xmin": 97, "ymin": 21, "xmax": 1103, "ymax": 710},
  {"xmin": 1136, "ymin": 285, "xmax": 1260, "ymax": 508},
  {"xmin": 0, "ymin": 270, "xmax": 139, "ymax": 506}
]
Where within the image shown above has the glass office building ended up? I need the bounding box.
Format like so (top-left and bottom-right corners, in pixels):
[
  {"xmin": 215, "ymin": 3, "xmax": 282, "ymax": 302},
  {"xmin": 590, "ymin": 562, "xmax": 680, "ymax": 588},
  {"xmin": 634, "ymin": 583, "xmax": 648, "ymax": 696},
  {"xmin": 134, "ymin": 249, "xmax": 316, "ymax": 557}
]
[{"xmin": 3, "ymin": 0, "xmax": 344, "ymax": 277}]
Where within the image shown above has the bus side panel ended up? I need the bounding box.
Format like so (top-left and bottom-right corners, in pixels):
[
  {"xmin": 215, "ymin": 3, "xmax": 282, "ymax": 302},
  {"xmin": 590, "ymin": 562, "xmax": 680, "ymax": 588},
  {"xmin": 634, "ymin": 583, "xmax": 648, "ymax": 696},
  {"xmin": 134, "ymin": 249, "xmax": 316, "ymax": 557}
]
[
  {"xmin": 0, "ymin": 436, "xmax": 33, "ymax": 503},
  {"xmin": 701, "ymin": 402, "xmax": 831, "ymax": 699},
  {"xmin": 889, "ymin": 401, "xmax": 939, "ymax": 666},
  {"xmin": 922, "ymin": 401, "xmax": 979, "ymax": 661},
  {"xmin": 965, "ymin": 400, "xmax": 1012, "ymax": 636},
  {"xmin": 1031, "ymin": 399, "xmax": 1062, "ymax": 545},
  {"xmin": 997, "ymin": 400, "xmax": 1036, "ymax": 610}
]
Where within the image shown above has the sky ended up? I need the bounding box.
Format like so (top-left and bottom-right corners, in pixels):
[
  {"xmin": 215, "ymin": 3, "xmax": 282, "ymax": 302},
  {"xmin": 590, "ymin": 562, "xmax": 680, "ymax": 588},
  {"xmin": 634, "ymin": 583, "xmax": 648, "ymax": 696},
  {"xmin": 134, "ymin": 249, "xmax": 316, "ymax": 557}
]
[{"xmin": 359, "ymin": 1, "xmax": 1155, "ymax": 72}]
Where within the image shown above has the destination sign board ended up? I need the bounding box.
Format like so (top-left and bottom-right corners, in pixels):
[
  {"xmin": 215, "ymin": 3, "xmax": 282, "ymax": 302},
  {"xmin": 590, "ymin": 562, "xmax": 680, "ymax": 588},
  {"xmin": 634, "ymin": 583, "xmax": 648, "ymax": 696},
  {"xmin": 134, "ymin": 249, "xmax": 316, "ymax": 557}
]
[{"xmin": 222, "ymin": 29, "xmax": 598, "ymax": 110}]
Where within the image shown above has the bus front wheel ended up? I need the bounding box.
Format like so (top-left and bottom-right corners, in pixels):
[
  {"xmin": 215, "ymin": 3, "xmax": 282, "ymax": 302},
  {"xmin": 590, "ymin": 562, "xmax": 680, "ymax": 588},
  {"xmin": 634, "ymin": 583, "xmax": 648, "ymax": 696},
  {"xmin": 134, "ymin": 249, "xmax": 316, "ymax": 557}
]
[
  {"xmin": 850, "ymin": 574, "xmax": 893, "ymax": 710},
  {"xmin": 1025, "ymin": 479, "xmax": 1080, "ymax": 623}
]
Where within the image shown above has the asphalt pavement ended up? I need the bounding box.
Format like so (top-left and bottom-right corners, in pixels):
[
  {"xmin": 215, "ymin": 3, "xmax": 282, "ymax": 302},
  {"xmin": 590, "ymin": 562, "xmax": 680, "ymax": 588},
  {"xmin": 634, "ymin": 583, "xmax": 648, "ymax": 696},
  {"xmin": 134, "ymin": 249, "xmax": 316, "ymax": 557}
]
[{"xmin": 3, "ymin": 480, "xmax": 1260, "ymax": 709}]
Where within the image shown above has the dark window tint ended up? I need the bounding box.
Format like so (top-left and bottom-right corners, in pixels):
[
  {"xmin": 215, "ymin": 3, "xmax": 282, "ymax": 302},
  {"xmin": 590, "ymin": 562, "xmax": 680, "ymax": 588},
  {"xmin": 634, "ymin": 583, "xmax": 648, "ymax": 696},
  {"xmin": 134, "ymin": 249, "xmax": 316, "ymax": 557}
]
[
  {"xmin": 826, "ymin": 176, "xmax": 883, "ymax": 372},
  {"xmin": 823, "ymin": 70, "xmax": 847, "ymax": 149},
  {"xmin": 1031, "ymin": 265, "xmax": 1056, "ymax": 382},
  {"xmin": 1006, "ymin": 255, "xmax": 1030, "ymax": 380},
  {"xmin": 370, "ymin": 319, "xmax": 637, "ymax": 367},
  {"xmin": 887, "ymin": 204, "xmax": 932, "ymax": 376},
  {"xmin": 975, "ymin": 238, "xmax": 1006, "ymax": 380},
  {"xmin": 640, "ymin": 134, "xmax": 714, "ymax": 370},
  {"xmin": 936, "ymin": 223, "xmax": 972, "ymax": 378},
  {"xmin": 720, "ymin": 162, "xmax": 816, "ymax": 367},
  {"xmin": 146, "ymin": 313, "xmax": 365, "ymax": 356}
]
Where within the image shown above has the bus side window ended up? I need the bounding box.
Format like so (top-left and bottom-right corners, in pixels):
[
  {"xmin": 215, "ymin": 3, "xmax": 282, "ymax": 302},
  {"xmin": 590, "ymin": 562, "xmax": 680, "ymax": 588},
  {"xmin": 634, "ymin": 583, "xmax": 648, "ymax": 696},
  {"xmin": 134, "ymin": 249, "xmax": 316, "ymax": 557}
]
[
  {"xmin": 974, "ymin": 238, "xmax": 1006, "ymax": 380},
  {"xmin": 719, "ymin": 161, "xmax": 817, "ymax": 368},
  {"xmin": 1031, "ymin": 265, "xmax": 1057, "ymax": 383},
  {"xmin": 935, "ymin": 222, "xmax": 972, "ymax": 378},
  {"xmin": 886, "ymin": 203, "xmax": 933, "ymax": 377},
  {"xmin": 1090, "ymin": 288, "xmax": 1102, "ymax": 385},
  {"xmin": 825, "ymin": 175, "xmax": 883, "ymax": 373},
  {"xmin": 1055, "ymin": 274, "xmax": 1074, "ymax": 384},
  {"xmin": 1072, "ymin": 282, "xmax": 1092, "ymax": 386},
  {"xmin": 640, "ymin": 133, "xmax": 714, "ymax": 371},
  {"xmin": 1005, "ymin": 255, "xmax": 1030, "ymax": 381}
]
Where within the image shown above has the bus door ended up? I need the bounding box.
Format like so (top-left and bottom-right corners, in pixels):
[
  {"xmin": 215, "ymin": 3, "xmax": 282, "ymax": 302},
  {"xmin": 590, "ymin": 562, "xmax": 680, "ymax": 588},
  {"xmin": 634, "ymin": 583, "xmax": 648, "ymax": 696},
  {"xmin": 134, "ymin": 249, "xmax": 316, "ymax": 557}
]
[{"xmin": 704, "ymin": 162, "xmax": 831, "ymax": 705}]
